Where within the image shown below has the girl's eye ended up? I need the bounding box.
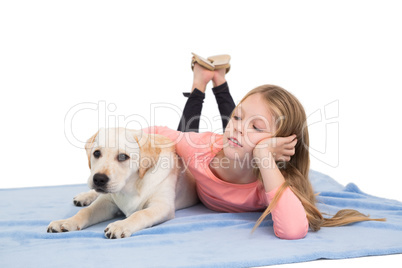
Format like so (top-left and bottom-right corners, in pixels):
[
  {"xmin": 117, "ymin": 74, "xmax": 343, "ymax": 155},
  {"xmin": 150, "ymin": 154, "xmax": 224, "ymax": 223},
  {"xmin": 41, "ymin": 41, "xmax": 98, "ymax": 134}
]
[
  {"xmin": 253, "ymin": 125, "xmax": 263, "ymax": 132},
  {"xmin": 118, "ymin": 154, "xmax": 130, "ymax": 162},
  {"xmin": 233, "ymin": 115, "xmax": 241, "ymax": 120},
  {"xmin": 93, "ymin": 150, "xmax": 101, "ymax": 158}
]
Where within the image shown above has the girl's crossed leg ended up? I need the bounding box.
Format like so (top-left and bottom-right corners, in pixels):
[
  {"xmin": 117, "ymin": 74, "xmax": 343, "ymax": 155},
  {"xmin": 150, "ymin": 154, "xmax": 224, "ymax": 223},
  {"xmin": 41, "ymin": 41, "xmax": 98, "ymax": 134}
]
[{"xmin": 177, "ymin": 64, "xmax": 236, "ymax": 133}]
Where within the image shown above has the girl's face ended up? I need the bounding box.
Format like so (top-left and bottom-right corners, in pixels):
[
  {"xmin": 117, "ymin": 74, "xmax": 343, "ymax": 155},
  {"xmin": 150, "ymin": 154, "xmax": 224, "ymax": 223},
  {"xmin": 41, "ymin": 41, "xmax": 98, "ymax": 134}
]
[{"xmin": 222, "ymin": 93, "xmax": 276, "ymax": 161}]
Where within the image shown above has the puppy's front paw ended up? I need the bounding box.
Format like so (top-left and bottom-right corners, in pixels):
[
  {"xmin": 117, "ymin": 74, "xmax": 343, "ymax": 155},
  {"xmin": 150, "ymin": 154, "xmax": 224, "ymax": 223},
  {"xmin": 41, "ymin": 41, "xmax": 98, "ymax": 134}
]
[
  {"xmin": 104, "ymin": 220, "xmax": 132, "ymax": 239},
  {"xmin": 73, "ymin": 190, "xmax": 99, "ymax": 207},
  {"xmin": 47, "ymin": 219, "xmax": 81, "ymax": 233}
]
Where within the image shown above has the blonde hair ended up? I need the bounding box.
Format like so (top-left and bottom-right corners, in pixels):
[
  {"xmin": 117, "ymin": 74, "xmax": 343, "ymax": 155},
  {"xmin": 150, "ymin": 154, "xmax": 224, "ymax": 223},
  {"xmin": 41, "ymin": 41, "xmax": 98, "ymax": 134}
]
[{"xmin": 240, "ymin": 85, "xmax": 386, "ymax": 233}]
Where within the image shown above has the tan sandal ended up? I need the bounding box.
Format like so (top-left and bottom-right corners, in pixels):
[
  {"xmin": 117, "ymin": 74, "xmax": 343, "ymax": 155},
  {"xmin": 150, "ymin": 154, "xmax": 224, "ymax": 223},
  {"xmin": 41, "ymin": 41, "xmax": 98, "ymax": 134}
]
[
  {"xmin": 191, "ymin": 53, "xmax": 215, "ymax": 71},
  {"xmin": 207, "ymin": 54, "xmax": 231, "ymax": 74},
  {"xmin": 191, "ymin": 52, "xmax": 231, "ymax": 74}
]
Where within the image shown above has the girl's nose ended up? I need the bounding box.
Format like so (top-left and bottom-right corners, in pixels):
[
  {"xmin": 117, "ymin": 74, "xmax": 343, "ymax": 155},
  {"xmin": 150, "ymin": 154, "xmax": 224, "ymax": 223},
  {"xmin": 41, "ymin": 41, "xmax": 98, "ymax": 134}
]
[{"xmin": 234, "ymin": 121, "xmax": 244, "ymax": 135}]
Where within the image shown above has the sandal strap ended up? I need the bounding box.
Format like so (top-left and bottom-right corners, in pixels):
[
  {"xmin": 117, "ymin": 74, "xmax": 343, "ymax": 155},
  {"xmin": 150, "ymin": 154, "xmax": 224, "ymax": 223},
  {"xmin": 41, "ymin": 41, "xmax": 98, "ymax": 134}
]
[
  {"xmin": 191, "ymin": 53, "xmax": 215, "ymax": 71},
  {"xmin": 191, "ymin": 53, "xmax": 231, "ymax": 74}
]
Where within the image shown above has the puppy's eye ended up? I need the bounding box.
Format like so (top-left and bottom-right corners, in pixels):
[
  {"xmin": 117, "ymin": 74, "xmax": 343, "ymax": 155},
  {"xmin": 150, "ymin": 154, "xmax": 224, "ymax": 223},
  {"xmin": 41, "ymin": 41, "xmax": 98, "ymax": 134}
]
[
  {"xmin": 93, "ymin": 150, "xmax": 101, "ymax": 158},
  {"xmin": 118, "ymin": 154, "xmax": 130, "ymax": 162}
]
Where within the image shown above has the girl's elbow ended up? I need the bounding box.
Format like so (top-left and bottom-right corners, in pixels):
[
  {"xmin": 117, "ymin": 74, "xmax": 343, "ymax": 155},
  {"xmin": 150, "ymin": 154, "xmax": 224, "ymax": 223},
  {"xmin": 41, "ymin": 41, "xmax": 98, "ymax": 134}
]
[{"xmin": 275, "ymin": 222, "xmax": 308, "ymax": 240}]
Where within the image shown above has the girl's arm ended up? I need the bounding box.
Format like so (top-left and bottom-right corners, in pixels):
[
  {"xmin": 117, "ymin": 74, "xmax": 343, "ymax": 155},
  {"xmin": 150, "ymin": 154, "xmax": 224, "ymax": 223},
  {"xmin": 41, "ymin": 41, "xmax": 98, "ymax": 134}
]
[{"xmin": 254, "ymin": 138, "xmax": 309, "ymax": 240}]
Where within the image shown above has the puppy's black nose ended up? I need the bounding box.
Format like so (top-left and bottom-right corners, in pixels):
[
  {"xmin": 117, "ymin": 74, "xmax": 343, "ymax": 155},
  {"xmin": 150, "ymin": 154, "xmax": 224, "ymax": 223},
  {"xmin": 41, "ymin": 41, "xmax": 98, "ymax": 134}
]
[{"xmin": 93, "ymin": 173, "xmax": 109, "ymax": 187}]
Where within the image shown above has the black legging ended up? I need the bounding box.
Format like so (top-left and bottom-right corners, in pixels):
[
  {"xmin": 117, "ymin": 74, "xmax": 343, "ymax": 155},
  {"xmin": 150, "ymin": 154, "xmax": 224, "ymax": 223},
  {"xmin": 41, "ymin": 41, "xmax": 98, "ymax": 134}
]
[{"xmin": 177, "ymin": 82, "xmax": 236, "ymax": 133}]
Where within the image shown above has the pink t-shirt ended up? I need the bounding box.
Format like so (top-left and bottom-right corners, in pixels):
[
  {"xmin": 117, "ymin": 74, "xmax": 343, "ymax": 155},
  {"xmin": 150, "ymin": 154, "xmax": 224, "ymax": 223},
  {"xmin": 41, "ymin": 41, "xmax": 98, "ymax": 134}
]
[{"xmin": 144, "ymin": 126, "xmax": 308, "ymax": 239}]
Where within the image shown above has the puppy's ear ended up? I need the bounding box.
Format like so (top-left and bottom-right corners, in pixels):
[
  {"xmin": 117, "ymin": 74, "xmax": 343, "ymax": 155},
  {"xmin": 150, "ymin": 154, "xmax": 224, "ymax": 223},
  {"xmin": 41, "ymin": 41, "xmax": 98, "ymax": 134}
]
[
  {"xmin": 85, "ymin": 131, "xmax": 99, "ymax": 169},
  {"xmin": 135, "ymin": 134, "xmax": 161, "ymax": 179}
]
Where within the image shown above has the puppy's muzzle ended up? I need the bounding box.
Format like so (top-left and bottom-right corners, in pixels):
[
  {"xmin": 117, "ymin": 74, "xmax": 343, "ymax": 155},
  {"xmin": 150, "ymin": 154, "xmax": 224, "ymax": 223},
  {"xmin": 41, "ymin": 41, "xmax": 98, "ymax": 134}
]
[{"xmin": 93, "ymin": 173, "xmax": 109, "ymax": 192}]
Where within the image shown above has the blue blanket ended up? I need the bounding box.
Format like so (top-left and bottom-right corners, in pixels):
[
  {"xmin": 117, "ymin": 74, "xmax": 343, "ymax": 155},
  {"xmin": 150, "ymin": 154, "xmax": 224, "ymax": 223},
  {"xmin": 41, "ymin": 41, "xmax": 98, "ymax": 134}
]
[{"xmin": 1, "ymin": 170, "xmax": 402, "ymax": 267}]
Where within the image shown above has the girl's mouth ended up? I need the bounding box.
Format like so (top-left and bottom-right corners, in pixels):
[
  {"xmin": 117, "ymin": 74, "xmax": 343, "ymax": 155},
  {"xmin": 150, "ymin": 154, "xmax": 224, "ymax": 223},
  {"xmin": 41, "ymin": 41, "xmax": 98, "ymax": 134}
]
[{"xmin": 228, "ymin": 137, "xmax": 243, "ymax": 147}]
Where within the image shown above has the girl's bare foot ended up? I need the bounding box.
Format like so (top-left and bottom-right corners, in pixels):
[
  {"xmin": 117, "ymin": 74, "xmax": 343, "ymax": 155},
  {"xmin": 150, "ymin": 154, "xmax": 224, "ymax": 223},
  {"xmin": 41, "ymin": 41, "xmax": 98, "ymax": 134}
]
[
  {"xmin": 191, "ymin": 63, "xmax": 214, "ymax": 93},
  {"xmin": 212, "ymin": 68, "xmax": 227, "ymax": 88}
]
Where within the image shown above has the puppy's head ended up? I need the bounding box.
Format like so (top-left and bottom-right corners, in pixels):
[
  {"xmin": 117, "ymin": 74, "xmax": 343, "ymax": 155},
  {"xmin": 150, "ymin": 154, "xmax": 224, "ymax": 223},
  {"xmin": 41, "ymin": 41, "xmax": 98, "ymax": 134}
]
[{"xmin": 85, "ymin": 128, "xmax": 161, "ymax": 193}]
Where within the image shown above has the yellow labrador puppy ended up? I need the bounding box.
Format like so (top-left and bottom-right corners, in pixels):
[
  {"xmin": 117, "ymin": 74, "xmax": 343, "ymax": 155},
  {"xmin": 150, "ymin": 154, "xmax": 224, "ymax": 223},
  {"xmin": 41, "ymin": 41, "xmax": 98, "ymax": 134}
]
[{"xmin": 47, "ymin": 128, "xmax": 198, "ymax": 239}]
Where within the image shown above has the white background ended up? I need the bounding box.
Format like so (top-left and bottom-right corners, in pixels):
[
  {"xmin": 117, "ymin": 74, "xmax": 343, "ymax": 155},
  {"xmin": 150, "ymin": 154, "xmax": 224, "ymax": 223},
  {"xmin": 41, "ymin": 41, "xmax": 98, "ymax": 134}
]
[{"xmin": 1, "ymin": 0, "xmax": 401, "ymax": 267}]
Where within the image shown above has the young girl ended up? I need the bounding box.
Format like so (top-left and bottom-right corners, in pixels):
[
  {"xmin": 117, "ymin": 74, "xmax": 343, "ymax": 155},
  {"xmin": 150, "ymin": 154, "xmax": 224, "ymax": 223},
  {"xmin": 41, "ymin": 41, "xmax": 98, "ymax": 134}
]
[{"xmin": 146, "ymin": 53, "xmax": 384, "ymax": 240}]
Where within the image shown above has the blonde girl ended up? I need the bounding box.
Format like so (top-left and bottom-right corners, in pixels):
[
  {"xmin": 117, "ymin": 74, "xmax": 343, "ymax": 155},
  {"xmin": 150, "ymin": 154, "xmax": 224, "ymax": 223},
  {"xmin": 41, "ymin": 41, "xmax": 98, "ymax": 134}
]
[{"xmin": 146, "ymin": 53, "xmax": 384, "ymax": 239}]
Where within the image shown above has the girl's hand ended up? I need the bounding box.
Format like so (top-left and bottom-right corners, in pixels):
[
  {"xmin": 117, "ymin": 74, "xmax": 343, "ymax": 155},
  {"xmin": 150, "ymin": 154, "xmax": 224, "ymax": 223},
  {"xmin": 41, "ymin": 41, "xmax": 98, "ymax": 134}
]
[{"xmin": 253, "ymin": 134, "xmax": 297, "ymax": 163}]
